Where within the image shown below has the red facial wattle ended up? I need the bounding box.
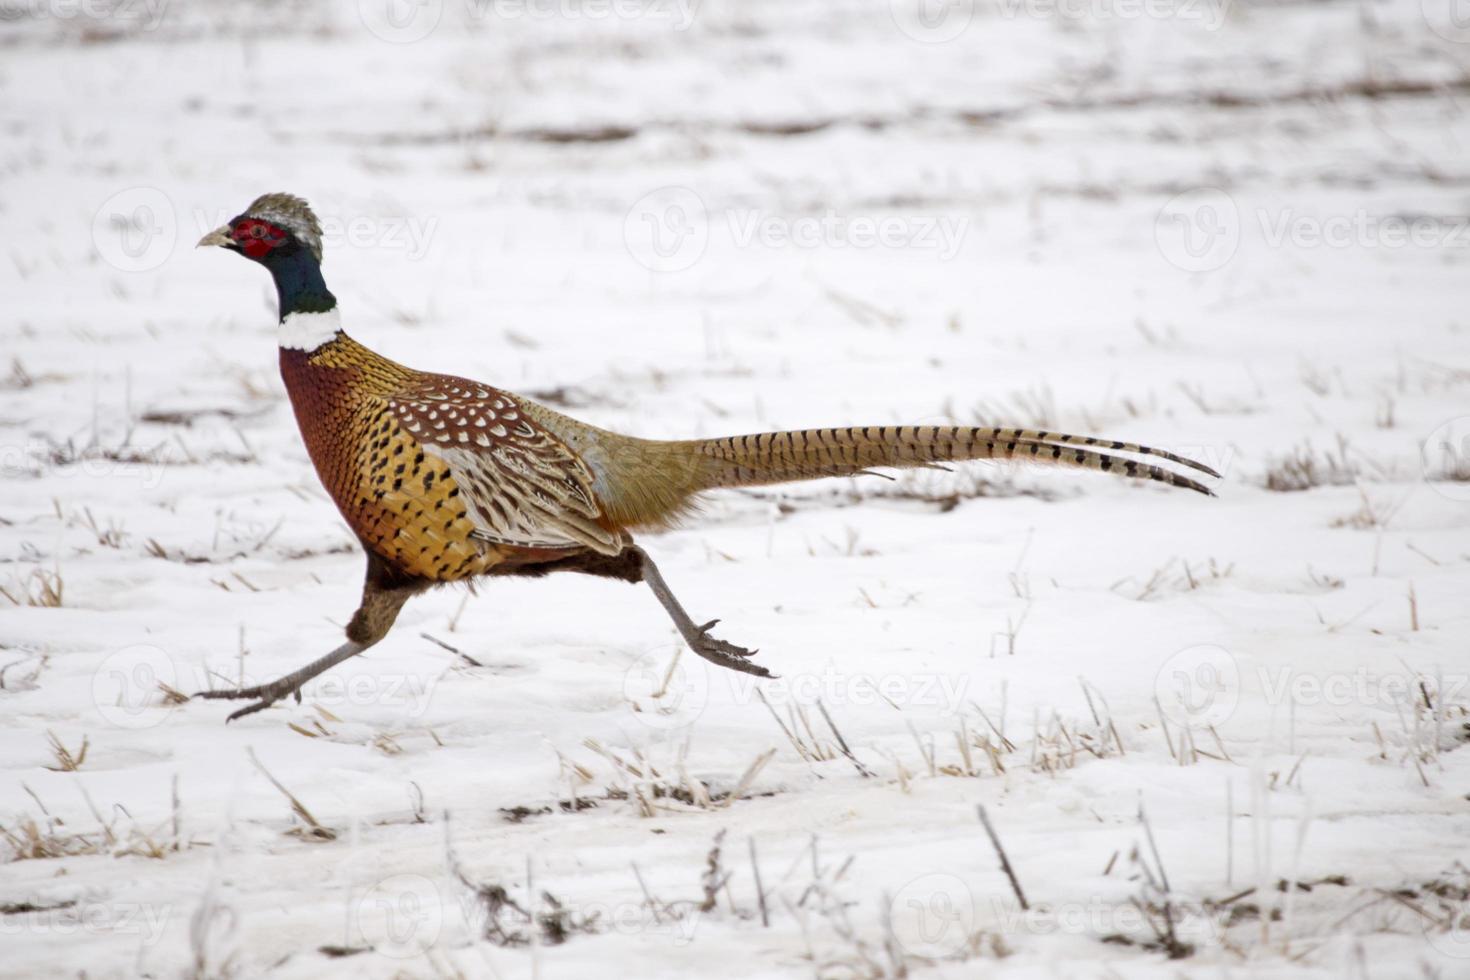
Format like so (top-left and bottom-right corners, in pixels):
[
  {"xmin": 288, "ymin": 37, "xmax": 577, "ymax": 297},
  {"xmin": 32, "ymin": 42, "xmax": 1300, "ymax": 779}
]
[{"xmin": 232, "ymin": 217, "xmax": 288, "ymax": 260}]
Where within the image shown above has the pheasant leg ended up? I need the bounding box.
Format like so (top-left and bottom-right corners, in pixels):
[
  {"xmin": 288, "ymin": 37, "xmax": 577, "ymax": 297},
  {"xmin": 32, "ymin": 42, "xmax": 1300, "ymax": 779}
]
[
  {"xmin": 630, "ymin": 545, "xmax": 773, "ymax": 678},
  {"xmin": 196, "ymin": 640, "xmax": 367, "ymax": 722},
  {"xmin": 197, "ymin": 564, "xmax": 421, "ymax": 722}
]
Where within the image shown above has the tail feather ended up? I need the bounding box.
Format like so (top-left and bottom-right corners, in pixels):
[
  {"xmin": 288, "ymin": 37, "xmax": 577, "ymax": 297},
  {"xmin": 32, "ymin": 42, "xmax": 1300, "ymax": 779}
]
[{"xmin": 680, "ymin": 425, "xmax": 1218, "ymax": 497}]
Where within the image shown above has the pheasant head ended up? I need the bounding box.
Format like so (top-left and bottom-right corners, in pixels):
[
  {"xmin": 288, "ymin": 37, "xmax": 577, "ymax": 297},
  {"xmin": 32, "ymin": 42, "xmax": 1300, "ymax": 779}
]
[
  {"xmin": 199, "ymin": 193, "xmax": 340, "ymax": 349},
  {"xmin": 199, "ymin": 192, "xmax": 323, "ymax": 263}
]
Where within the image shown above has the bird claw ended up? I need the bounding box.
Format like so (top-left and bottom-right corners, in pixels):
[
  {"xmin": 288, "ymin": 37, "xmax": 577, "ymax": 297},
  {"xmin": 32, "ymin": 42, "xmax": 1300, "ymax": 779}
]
[
  {"xmin": 687, "ymin": 621, "xmax": 772, "ymax": 678},
  {"xmin": 195, "ymin": 681, "xmax": 302, "ymax": 723}
]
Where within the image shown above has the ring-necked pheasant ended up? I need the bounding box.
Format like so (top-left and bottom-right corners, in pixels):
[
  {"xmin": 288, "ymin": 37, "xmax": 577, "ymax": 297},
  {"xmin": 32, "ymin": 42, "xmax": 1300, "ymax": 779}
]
[{"xmin": 196, "ymin": 193, "xmax": 1218, "ymax": 721}]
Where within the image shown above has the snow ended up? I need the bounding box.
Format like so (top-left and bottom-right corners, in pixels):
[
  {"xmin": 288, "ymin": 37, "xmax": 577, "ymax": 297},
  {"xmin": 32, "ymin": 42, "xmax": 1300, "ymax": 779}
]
[{"xmin": 2, "ymin": 0, "xmax": 1470, "ymax": 977}]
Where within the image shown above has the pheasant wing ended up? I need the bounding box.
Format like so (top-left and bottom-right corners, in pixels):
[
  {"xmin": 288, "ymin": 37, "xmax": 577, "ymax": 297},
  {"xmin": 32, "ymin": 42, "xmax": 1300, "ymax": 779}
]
[{"xmin": 387, "ymin": 380, "xmax": 622, "ymax": 556}]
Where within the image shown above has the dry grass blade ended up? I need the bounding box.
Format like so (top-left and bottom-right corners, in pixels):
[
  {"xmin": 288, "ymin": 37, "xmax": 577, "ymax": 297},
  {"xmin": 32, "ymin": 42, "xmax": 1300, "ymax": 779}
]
[
  {"xmin": 158, "ymin": 681, "xmax": 191, "ymax": 705},
  {"xmin": 977, "ymin": 804, "xmax": 1029, "ymax": 911},
  {"xmin": 1, "ymin": 567, "xmax": 64, "ymax": 607},
  {"xmin": 719, "ymin": 748, "xmax": 777, "ymax": 808},
  {"xmin": 0, "ymin": 814, "xmax": 100, "ymax": 861},
  {"xmin": 749, "ymin": 837, "xmax": 769, "ymax": 928},
  {"xmin": 420, "ymin": 631, "xmax": 485, "ymax": 667},
  {"xmin": 1261, "ymin": 436, "xmax": 1365, "ymax": 492},
  {"xmin": 44, "ymin": 730, "xmax": 88, "ymax": 772},
  {"xmin": 816, "ymin": 700, "xmax": 873, "ymax": 778},
  {"xmin": 246, "ymin": 747, "xmax": 335, "ymax": 840}
]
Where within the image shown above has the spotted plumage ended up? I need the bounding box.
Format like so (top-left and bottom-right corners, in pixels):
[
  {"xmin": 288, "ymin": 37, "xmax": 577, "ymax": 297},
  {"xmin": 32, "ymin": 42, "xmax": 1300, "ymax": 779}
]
[
  {"xmin": 388, "ymin": 378, "xmax": 619, "ymax": 555},
  {"xmin": 196, "ymin": 193, "xmax": 1220, "ymax": 722}
]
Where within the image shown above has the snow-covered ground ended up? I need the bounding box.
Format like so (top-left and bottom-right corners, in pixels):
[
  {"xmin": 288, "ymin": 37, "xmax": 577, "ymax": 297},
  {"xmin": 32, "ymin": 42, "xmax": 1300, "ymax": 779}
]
[{"xmin": 3, "ymin": 1, "xmax": 1470, "ymax": 976}]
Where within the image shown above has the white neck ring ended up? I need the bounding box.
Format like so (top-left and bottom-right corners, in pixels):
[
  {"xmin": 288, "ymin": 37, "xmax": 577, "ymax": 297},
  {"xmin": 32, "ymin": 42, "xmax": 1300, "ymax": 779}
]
[{"xmin": 279, "ymin": 308, "xmax": 342, "ymax": 352}]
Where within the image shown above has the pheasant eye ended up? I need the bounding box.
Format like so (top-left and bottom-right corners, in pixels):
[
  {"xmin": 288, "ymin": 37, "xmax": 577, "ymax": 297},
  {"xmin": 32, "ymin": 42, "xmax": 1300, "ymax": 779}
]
[{"xmin": 232, "ymin": 218, "xmax": 287, "ymax": 259}]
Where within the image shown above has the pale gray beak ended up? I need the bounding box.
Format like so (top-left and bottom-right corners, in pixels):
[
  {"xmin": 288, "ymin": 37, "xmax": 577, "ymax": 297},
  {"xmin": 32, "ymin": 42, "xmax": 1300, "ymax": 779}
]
[{"xmin": 197, "ymin": 226, "xmax": 233, "ymax": 248}]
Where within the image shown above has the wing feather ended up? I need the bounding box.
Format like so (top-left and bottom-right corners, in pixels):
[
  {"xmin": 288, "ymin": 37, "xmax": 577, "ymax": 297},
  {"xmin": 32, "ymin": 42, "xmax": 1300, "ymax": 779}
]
[{"xmin": 388, "ymin": 380, "xmax": 621, "ymax": 555}]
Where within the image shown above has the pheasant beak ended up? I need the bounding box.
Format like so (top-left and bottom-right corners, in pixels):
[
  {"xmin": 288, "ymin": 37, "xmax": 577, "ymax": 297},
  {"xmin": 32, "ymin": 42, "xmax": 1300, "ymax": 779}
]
[{"xmin": 196, "ymin": 226, "xmax": 234, "ymax": 249}]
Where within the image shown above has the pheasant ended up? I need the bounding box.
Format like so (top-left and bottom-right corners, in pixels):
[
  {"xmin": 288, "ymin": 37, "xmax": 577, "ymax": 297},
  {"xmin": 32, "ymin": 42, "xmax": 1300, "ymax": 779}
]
[{"xmin": 195, "ymin": 193, "xmax": 1218, "ymax": 721}]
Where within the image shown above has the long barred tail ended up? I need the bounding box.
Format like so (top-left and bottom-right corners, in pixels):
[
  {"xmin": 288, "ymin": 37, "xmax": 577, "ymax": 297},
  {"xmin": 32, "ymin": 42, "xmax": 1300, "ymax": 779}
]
[{"xmin": 681, "ymin": 425, "xmax": 1219, "ymax": 497}]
